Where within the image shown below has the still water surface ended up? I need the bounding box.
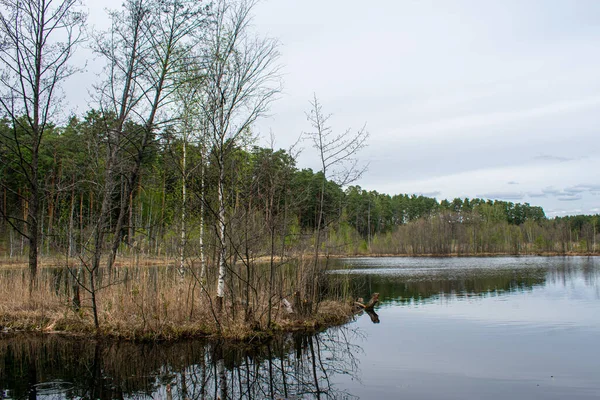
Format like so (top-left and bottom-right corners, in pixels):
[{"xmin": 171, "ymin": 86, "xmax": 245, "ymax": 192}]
[{"xmin": 1, "ymin": 256, "xmax": 599, "ymax": 399}]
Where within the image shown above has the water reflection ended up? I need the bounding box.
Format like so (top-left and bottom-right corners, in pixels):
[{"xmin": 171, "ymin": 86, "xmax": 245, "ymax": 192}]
[
  {"xmin": 3, "ymin": 257, "xmax": 600, "ymax": 399},
  {"xmin": 0, "ymin": 327, "xmax": 362, "ymax": 399},
  {"xmin": 329, "ymin": 256, "xmax": 600, "ymax": 306},
  {"xmin": 331, "ymin": 257, "xmax": 600, "ymax": 400}
]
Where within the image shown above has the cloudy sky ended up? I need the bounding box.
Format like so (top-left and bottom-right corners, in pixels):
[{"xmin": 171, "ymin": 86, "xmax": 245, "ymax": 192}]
[{"xmin": 78, "ymin": 0, "xmax": 600, "ymax": 217}]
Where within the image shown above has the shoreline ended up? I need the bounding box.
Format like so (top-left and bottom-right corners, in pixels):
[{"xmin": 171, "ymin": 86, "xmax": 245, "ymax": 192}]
[
  {"xmin": 0, "ymin": 299, "xmax": 356, "ymax": 344},
  {"xmin": 1, "ymin": 251, "xmax": 598, "ymax": 269}
]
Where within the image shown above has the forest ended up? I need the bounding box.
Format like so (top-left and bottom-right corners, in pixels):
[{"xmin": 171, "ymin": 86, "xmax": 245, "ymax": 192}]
[
  {"xmin": 1, "ymin": 0, "xmax": 598, "ymax": 338},
  {"xmin": 2, "ymin": 112, "xmax": 598, "ymax": 264}
]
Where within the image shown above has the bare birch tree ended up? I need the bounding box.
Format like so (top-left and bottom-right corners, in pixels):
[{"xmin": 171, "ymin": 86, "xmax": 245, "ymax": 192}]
[
  {"xmin": 304, "ymin": 94, "xmax": 368, "ymax": 307},
  {"xmin": 200, "ymin": 0, "xmax": 281, "ymax": 313},
  {"xmin": 0, "ymin": 0, "xmax": 86, "ymax": 288}
]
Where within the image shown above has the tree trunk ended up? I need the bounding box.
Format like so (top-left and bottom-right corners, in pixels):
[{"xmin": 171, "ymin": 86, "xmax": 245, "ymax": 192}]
[
  {"xmin": 199, "ymin": 163, "xmax": 206, "ymax": 283},
  {"xmin": 354, "ymin": 293, "xmax": 379, "ymax": 311},
  {"xmin": 2, "ymin": 187, "xmax": 6, "ymax": 232},
  {"xmin": 216, "ymin": 154, "xmax": 227, "ymax": 313},
  {"xmin": 128, "ymin": 191, "xmax": 133, "ymax": 247},
  {"xmin": 68, "ymin": 177, "xmax": 75, "ymax": 257},
  {"xmin": 267, "ymin": 223, "xmax": 276, "ymax": 327},
  {"xmin": 310, "ymin": 169, "xmax": 326, "ymax": 309},
  {"xmin": 28, "ymin": 155, "xmax": 39, "ymax": 292},
  {"xmin": 27, "ymin": 198, "xmax": 38, "ymax": 292},
  {"xmin": 179, "ymin": 137, "xmax": 187, "ymax": 278}
]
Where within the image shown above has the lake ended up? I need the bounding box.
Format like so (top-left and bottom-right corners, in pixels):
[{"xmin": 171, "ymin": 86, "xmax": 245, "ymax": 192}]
[{"xmin": 1, "ymin": 256, "xmax": 599, "ymax": 399}]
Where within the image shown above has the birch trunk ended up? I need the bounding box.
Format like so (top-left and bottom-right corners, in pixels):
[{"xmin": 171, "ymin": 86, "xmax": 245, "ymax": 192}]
[
  {"xmin": 216, "ymin": 154, "xmax": 226, "ymax": 312},
  {"xmin": 179, "ymin": 136, "xmax": 187, "ymax": 278},
  {"xmin": 199, "ymin": 162, "xmax": 206, "ymax": 283}
]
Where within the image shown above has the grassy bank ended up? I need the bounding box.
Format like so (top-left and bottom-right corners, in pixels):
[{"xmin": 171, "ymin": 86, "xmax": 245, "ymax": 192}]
[
  {"xmin": 0, "ymin": 300, "xmax": 353, "ymax": 342},
  {"xmin": 6, "ymin": 251, "xmax": 590, "ymax": 342},
  {"xmin": 0, "ymin": 259, "xmax": 355, "ymax": 342}
]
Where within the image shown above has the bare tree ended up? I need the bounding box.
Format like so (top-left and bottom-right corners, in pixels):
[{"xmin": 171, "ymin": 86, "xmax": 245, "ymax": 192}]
[
  {"xmin": 199, "ymin": 0, "xmax": 281, "ymax": 313},
  {"xmin": 304, "ymin": 94, "xmax": 368, "ymax": 307},
  {"xmin": 88, "ymin": 0, "xmax": 208, "ymax": 278},
  {"xmin": 0, "ymin": 0, "xmax": 86, "ymax": 288}
]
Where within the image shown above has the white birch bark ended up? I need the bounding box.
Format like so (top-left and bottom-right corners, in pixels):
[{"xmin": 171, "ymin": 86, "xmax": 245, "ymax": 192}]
[
  {"xmin": 200, "ymin": 0, "xmax": 281, "ymax": 314},
  {"xmin": 216, "ymin": 156, "xmax": 226, "ymax": 309},
  {"xmin": 179, "ymin": 135, "xmax": 187, "ymax": 278},
  {"xmin": 199, "ymin": 162, "xmax": 206, "ymax": 283}
]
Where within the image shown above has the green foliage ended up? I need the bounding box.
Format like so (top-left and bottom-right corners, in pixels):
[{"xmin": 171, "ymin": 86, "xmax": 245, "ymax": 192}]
[{"xmin": 1, "ymin": 109, "xmax": 598, "ymax": 259}]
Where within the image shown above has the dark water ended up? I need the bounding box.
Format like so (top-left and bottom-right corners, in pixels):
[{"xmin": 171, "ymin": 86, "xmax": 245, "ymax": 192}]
[{"xmin": 2, "ymin": 256, "xmax": 600, "ymax": 399}]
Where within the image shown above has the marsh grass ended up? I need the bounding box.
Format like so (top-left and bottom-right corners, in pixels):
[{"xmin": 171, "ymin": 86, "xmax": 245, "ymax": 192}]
[{"xmin": 0, "ymin": 260, "xmax": 354, "ymax": 341}]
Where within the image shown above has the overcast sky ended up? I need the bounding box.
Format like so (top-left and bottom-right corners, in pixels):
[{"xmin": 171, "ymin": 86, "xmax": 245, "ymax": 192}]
[{"xmin": 76, "ymin": 0, "xmax": 600, "ymax": 217}]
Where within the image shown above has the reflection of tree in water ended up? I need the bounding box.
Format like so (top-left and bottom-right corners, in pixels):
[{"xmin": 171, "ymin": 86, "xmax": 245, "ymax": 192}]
[
  {"xmin": 0, "ymin": 327, "xmax": 362, "ymax": 399},
  {"xmin": 333, "ymin": 268, "xmax": 549, "ymax": 306},
  {"xmin": 329, "ymin": 258, "xmax": 600, "ymax": 306},
  {"xmin": 545, "ymin": 258, "xmax": 600, "ymax": 289}
]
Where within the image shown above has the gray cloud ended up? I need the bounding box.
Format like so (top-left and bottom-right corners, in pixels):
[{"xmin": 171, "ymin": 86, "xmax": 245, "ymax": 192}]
[
  {"xmin": 527, "ymin": 192, "xmax": 547, "ymax": 198},
  {"xmin": 534, "ymin": 154, "xmax": 573, "ymax": 163},
  {"xmin": 569, "ymin": 184, "xmax": 600, "ymax": 194},
  {"xmin": 539, "ymin": 184, "xmax": 600, "ymax": 200},
  {"xmin": 582, "ymin": 184, "xmax": 600, "ymax": 196},
  {"xmin": 418, "ymin": 191, "xmax": 442, "ymax": 197},
  {"xmin": 542, "ymin": 187, "xmax": 562, "ymax": 195},
  {"xmin": 478, "ymin": 192, "xmax": 525, "ymax": 201},
  {"xmin": 557, "ymin": 193, "xmax": 583, "ymax": 201},
  {"xmin": 564, "ymin": 185, "xmax": 588, "ymax": 194},
  {"xmin": 507, "ymin": 181, "xmax": 519, "ymax": 185}
]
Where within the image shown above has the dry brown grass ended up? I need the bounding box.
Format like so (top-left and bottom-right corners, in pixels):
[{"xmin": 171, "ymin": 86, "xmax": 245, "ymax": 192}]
[
  {"xmin": 0, "ymin": 254, "xmax": 178, "ymax": 269},
  {"xmin": 0, "ymin": 263, "xmax": 354, "ymax": 341}
]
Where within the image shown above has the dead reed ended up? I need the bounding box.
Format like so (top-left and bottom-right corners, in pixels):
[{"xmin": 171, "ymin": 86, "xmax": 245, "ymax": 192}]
[{"xmin": 0, "ymin": 260, "xmax": 354, "ymax": 341}]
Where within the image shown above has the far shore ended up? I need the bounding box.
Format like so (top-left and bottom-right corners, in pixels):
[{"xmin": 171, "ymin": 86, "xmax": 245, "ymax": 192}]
[{"xmin": 1, "ymin": 251, "xmax": 598, "ymax": 269}]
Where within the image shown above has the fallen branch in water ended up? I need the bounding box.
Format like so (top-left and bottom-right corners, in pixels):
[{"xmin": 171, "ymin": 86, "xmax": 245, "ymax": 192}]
[
  {"xmin": 354, "ymin": 293, "xmax": 379, "ymax": 311},
  {"xmin": 365, "ymin": 309, "xmax": 380, "ymax": 324}
]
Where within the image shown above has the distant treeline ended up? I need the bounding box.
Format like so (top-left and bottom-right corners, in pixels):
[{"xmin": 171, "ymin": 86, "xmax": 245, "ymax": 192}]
[
  {"xmin": 1, "ymin": 112, "xmax": 597, "ymax": 259},
  {"xmin": 339, "ymin": 188, "xmax": 598, "ymax": 255}
]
